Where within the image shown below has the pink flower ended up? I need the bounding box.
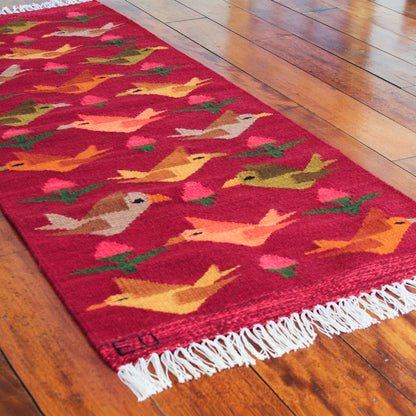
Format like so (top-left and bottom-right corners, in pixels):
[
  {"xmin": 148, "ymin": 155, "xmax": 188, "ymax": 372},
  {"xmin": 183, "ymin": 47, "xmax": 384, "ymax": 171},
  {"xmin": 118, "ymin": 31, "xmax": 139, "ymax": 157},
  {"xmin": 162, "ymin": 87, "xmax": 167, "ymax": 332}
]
[
  {"xmin": 67, "ymin": 12, "xmax": 83, "ymax": 17},
  {"xmin": 259, "ymin": 255, "xmax": 297, "ymax": 270},
  {"xmin": 182, "ymin": 182, "xmax": 214, "ymax": 201},
  {"xmin": 81, "ymin": 95, "xmax": 107, "ymax": 106},
  {"xmin": 101, "ymin": 34, "xmax": 122, "ymax": 41},
  {"xmin": 318, "ymin": 188, "xmax": 350, "ymax": 203},
  {"xmin": 126, "ymin": 136, "xmax": 156, "ymax": 149},
  {"xmin": 42, "ymin": 178, "xmax": 77, "ymax": 193},
  {"xmin": 247, "ymin": 136, "xmax": 275, "ymax": 148},
  {"xmin": 43, "ymin": 62, "xmax": 68, "ymax": 71},
  {"xmin": 3, "ymin": 128, "xmax": 31, "ymax": 138},
  {"xmin": 94, "ymin": 241, "xmax": 134, "ymax": 259},
  {"xmin": 188, "ymin": 95, "xmax": 214, "ymax": 105},
  {"xmin": 14, "ymin": 35, "xmax": 34, "ymax": 43},
  {"xmin": 140, "ymin": 62, "xmax": 163, "ymax": 70}
]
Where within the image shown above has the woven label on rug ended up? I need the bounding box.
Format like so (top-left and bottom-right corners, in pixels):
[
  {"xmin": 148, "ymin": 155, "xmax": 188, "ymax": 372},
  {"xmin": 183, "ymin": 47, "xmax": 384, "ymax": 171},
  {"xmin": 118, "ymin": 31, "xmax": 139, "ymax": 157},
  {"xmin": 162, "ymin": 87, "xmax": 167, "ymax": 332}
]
[{"xmin": 2, "ymin": 0, "xmax": 416, "ymax": 401}]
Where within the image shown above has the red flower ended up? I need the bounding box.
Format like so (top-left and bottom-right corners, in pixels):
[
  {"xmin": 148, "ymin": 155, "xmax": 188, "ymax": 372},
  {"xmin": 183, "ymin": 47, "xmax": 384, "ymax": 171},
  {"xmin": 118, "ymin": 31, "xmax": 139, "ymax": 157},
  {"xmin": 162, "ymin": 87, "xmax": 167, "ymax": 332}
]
[
  {"xmin": 42, "ymin": 178, "xmax": 77, "ymax": 193},
  {"xmin": 188, "ymin": 95, "xmax": 214, "ymax": 105},
  {"xmin": 101, "ymin": 34, "xmax": 122, "ymax": 41},
  {"xmin": 14, "ymin": 35, "xmax": 34, "ymax": 43},
  {"xmin": 140, "ymin": 62, "xmax": 163, "ymax": 70},
  {"xmin": 2, "ymin": 128, "xmax": 31, "ymax": 139},
  {"xmin": 247, "ymin": 136, "xmax": 275, "ymax": 148},
  {"xmin": 94, "ymin": 241, "xmax": 134, "ymax": 260},
  {"xmin": 318, "ymin": 188, "xmax": 350, "ymax": 203},
  {"xmin": 182, "ymin": 182, "xmax": 215, "ymax": 201},
  {"xmin": 81, "ymin": 95, "xmax": 107, "ymax": 106},
  {"xmin": 259, "ymin": 255, "xmax": 297, "ymax": 270},
  {"xmin": 43, "ymin": 62, "xmax": 68, "ymax": 71},
  {"xmin": 67, "ymin": 12, "xmax": 83, "ymax": 17},
  {"xmin": 126, "ymin": 136, "xmax": 156, "ymax": 149}
]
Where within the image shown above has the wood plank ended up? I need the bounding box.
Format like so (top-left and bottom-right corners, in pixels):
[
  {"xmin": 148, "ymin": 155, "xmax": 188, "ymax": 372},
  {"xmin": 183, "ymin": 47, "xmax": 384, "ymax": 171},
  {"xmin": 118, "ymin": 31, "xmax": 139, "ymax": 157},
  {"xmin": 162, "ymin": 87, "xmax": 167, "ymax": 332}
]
[
  {"xmin": 168, "ymin": 17, "xmax": 416, "ymax": 161},
  {"xmin": 307, "ymin": 7, "xmax": 416, "ymax": 66},
  {"xmin": 227, "ymin": 0, "xmax": 416, "ymax": 87},
  {"xmin": 341, "ymin": 311, "xmax": 416, "ymax": 402},
  {"xmin": 252, "ymin": 335, "xmax": 416, "ymax": 415},
  {"xmin": 395, "ymin": 157, "xmax": 416, "ymax": 177},
  {"xmin": 0, "ymin": 350, "xmax": 41, "ymax": 416},
  {"xmin": 318, "ymin": 0, "xmax": 397, "ymax": 18},
  {"xmin": 266, "ymin": 0, "xmax": 336, "ymax": 13},
  {"xmin": 369, "ymin": 0, "xmax": 416, "ymax": 19},
  {"xmin": 0, "ymin": 243, "xmax": 163, "ymax": 416}
]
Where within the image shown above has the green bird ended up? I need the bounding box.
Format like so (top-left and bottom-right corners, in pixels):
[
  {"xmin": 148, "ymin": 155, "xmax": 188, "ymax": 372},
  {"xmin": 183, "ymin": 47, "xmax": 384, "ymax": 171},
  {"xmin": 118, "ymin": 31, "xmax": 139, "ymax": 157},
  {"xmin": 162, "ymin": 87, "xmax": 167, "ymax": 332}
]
[
  {"xmin": 83, "ymin": 44, "xmax": 167, "ymax": 65},
  {"xmin": 223, "ymin": 154, "xmax": 337, "ymax": 189},
  {"xmin": 0, "ymin": 18, "xmax": 47, "ymax": 35},
  {"xmin": 0, "ymin": 99, "xmax": 69, "ymax": 126}
]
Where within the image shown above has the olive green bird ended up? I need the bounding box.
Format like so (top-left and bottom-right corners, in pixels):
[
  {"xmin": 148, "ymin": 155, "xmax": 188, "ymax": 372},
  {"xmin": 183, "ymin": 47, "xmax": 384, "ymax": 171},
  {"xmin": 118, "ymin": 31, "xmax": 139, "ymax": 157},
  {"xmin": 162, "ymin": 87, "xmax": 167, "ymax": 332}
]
[
  {"xmin": 223, "ymin": 154, "xmax": 337, "ymax": 189},
  {"xmin": 0, "ymin": 18, "xmax": 47, "ymax": 35},
  {"xmin": 83, "ymin": 44, "xmax": 167, "ymax": 65}
]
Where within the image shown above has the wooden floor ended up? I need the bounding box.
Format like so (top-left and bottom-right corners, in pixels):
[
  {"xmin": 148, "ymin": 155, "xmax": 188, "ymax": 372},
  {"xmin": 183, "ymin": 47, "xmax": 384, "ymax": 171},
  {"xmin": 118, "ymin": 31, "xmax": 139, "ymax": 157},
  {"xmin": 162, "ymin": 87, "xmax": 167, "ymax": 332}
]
[{"xmin": 2, "ymin": 0, "xmax": 416, "ymax": 414}]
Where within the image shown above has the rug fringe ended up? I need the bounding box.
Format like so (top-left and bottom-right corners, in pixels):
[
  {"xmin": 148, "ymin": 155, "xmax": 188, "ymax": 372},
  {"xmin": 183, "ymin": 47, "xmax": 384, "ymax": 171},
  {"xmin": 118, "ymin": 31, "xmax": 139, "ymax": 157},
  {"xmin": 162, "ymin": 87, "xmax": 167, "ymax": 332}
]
[
  {"xmin": 118, "ymin": 277, "xmax": 416, "ymax": 401},
  {"xmin": 0, "ymin": 0, "xmax": 93, "ymax": 15}
]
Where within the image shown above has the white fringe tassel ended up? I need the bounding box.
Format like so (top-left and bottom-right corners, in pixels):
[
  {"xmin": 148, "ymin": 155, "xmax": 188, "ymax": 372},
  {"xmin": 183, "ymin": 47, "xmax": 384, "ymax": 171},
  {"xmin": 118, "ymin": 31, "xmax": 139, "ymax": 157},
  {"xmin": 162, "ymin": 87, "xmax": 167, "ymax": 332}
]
[
  {"xmin": 0, "ymin": 0, "xmax": 93, "ymax": 15},
  {"xmin": 118, "ymin": 277, "xmax": 416, "ymax": 401}
]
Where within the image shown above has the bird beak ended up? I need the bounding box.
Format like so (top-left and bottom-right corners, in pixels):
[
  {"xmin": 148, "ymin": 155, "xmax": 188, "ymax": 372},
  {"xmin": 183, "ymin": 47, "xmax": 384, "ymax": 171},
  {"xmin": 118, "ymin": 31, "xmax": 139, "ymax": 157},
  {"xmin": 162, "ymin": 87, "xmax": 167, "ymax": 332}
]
[
  {"xmin": 42, "ymin": 33, "xmax": 54, "ymax": 38},
  {"xmin": 210, "ymin": 153, "xmax": 227, "ymax": 158},
  {"xmin": 116, "ymin": 91, "xmax": 129, "ymax": 97},
  {"xmin": 408, "ymin": 218, "xmax": 416, "ymax": 223},
  {"xmin": 165, "ymin": 234, "xmax": 186, "ymax": 246},
  {"xmin": 154, "ymin": 47, "xmax": 168, "ymax": 50},
  {"xmin": 0, "ymin": 165, "xmax": 8, "ymax": 171},
  {"xmin": 256, "ymin": 112, "xmax": 272, "ymax": 118},
  {"xmin": 222, "ymin": 177, "xmax": 240, "ymax": 188},
  {"xmin": 147, "ymin": 193, "xmax": 172, "ymax": 203},
  {"xmin": 86, "ymin": 302, "xmax": 107, "ymax": 311},
  {"xmin": 54, "ymin": 103, "xmax": 71, "ymax": 108},
  {"xmin": 57, "ymin": 123, "xmax": 74, "ymax": 130},
  {"xmin": 109, "ymin": 73, "xmax": 124, "ymax": 78}
]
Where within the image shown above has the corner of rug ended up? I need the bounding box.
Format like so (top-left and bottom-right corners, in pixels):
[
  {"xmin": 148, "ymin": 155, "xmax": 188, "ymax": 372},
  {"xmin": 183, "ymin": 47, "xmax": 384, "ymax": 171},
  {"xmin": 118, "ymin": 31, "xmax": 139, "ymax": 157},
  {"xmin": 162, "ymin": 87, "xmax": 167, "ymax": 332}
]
[{"xmin": 0, "ymin": 0, "xmax": 93, "ymax": 15}]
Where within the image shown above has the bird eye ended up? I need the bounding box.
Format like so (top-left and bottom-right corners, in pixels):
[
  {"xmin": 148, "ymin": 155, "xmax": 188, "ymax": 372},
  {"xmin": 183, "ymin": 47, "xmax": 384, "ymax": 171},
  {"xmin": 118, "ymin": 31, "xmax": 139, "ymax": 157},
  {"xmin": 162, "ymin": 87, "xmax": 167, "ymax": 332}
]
[
  {"xmin": 97, "ymin": 76, "xmax": 106, "ymax": 79},
  {"xmin": 133, "ymin": 198, "xmax": 145, "ymax": 204},
  {"xmin": 191, "ymin": 232, "xmax": 203, "ymax": 236},
  {"xmin": 39, "ymin": 106, "xmax": 49, "ymax": 109},
  {"xmin": 241, "ymin": 116, "xmax": 252, "ymax": 120},
  {"xmin": 395, "ymin": 221, "xmax": 406, "ymax": 224},
  {"xmin": 132, "ymin": 89, "xmax": 142, "ymax": 93},
  {"xmin": 243, "ymin": 175, "xmax": 255, "ymax": 181},
  {"xmin": 114, "ymin": 297, "xmax": 129, "ymax": 302},
  {"xmin": 11, "ymin": 163, "xmax": 24, "ymax": 167},
  {"xmin": 192, "ymin": 156, "xmax": 205, "ymax": 160},
  {"xmin": 79, "ymin": 122, "xmax": 89, "ymax": 125}
]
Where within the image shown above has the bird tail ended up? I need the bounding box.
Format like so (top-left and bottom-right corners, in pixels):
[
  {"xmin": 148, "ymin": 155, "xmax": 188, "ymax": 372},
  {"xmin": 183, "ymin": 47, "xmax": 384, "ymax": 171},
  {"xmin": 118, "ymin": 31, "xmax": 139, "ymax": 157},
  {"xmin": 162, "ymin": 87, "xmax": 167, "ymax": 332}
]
[
  {"xmin": 136, "ymin": 108, "xmax": 165, "ymax": 120},
  {"xmin": 170, "ymin": 128, "xmax": 203, "ymax": 138},
  {"xmin": 36, "ymin": 213, "xmax": 80, "ymax": 231},
  {"xmin": 186, "ymin": 77, "xmax": 211, "ymax": 87},
  {"xmin": 1, "ymin": 64, "xmax": 26, "ymax": 77},
  {"xmin": 305, "ymin": 239, "xmax": 348, "ymax": 256},
  {"xmin": 305, "ymin": 153, "xmax": 337, "ymax": 172},
  {"xmin": 259, "ymin": 209, "xmax": 296, "ymax": 225},
  {"xmin": 75, "ymin": 145, "xmax": 110, "ymax": 160},
  {"xmin": 101, "ymin": 22, "xmax": 121, "ymax": 30},
  {"xmin": 194, "ymin": 265, "xmax": 240, "ymax": 287},
  {"xmin": 109, "ymin": 170, "xmax": 147, "ymax": 180}
]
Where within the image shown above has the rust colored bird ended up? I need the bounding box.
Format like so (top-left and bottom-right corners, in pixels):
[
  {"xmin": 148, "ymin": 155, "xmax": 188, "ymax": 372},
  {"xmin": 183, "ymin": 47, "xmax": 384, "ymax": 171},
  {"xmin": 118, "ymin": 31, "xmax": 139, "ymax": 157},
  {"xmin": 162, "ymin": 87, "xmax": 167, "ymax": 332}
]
[
  {"xmin": 57, "ymin": 108, "xmax": 165, "ymax": 133},
  {"xmin": 0, "ymin": 145, "xmax": 110, "ymax": 172},
  {"xmin": 0, "ymin": 44, "xmax": 80, "ymax": 60},
  {"xmin": 305, "ymin": 208, "xmax": 416, "ymax": 257},
  {"xmin": 0, "ymin": 64, "xmax": 29, "ymax": 85},
  {"xmin": 36, "ymin": 191, "xmax": 171, "ymax": 236},
  {"xmin": 166, "ymin": 209, "xmax": 297, "ymax": 247},
  {"xmin": 42, "ymin": 22, "xmax": 121, "ymax": 38},
  {"xmin": 84, "ymin": 44, "xmax": 167, "ymax": 65},
  {"xmin": 0, "ymin": 18, "xmax": 47, "ymax": 35},
  {"xmin": 28, "ymin": 70, "xmax": 123, "ymax": 94},
  {"xmin": 87, "ymin": 264, "xmax": 240, "ymax": 314}
]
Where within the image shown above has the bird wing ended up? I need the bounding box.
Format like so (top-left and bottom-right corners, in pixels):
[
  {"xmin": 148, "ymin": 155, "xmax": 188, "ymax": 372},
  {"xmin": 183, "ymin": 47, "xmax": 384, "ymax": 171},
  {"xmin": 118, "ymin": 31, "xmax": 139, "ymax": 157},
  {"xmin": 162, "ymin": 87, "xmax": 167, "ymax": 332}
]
[
  {"xmin": 114, "ymin": 278, "xmax": 184, "ymax": 297},
  {"xmin": 206, "ymin": 110, "xmax": 239, "ymax": 128},
  {"xmin": 111, "ymin": 45, "xmax": 139, "ymax": 58},
  {"xmin": 185, "ymin": 217, "xmax": 245, "ymax": 232},
  {"xmin": 152, "ymin": 147, "xmax": 190, "ymax": 170},
  {"xmin": 56, "ymin": 218, "xmax": 111, "ymax": 235},
  {"xmin": 243, "ymin": 163, "xmax": 297, "ymax": 179},
  {"xmin": 77, "ymin": 114, "xmax": 124, "ymax": 123},
  {"xmin": 4, "ymin": 99, "xmax": 35, "ymax": 116},
  {"xmin": 188, "ymin": 128, "xmax": 230, "ymax": 139},
  {"xmin": 83, "ymin": 192, "xmax": 128, "ymax": 218},
  {"xmin": 12, "ymin": 152, "xmax": 66, "ymax": 163},
  {"xmin": 353, "ymin": 208, "xmax": 391, "ymax": 239},
  {"xmin": 292, "ymin": 169, "xmax": 334, "ymax": 183},
  {"xmin": 136, "ymin": 169, "xmax": 177, "ymax": 182},
  {"xmin": 60, "ymin": 70, "xmax": 94, "ymax": 87}
]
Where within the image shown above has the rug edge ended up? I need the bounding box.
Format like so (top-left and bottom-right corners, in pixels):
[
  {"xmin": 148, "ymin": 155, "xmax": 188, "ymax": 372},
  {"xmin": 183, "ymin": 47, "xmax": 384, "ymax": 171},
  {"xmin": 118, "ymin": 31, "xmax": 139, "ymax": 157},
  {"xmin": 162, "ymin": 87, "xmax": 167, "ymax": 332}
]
[
  {"xmin": 118, "ymin": 276, "xmax": 416, "ymax": 401},
  {"xmin": 0, "ymin": 0, "xmax": 93, "ymax": 15}
]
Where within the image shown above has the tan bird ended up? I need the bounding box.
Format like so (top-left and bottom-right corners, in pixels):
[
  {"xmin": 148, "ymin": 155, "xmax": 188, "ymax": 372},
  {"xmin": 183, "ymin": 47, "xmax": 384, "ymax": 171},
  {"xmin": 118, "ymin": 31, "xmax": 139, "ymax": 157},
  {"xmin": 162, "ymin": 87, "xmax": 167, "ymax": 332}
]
[
  {"xmin": 42, "ymin": 22, "xmax": 121, "ymax": 38},
  {"xmin": 0, "ymin": 44, "xmax": 80, "ymax": 60},
  {"xmin": 87, "ymin": 264, "xmax": 240, "ymax": 314},
  {"xmin": 116, "ymin": 77, "xmax": 211, "ymax": 98},
  {"xmin": 0, "ymin": 64, "xmax": 29, "ymax": 85},
  {"xmin": 111, "ymin": 146, "xmax": 226, "ymax": 183}
]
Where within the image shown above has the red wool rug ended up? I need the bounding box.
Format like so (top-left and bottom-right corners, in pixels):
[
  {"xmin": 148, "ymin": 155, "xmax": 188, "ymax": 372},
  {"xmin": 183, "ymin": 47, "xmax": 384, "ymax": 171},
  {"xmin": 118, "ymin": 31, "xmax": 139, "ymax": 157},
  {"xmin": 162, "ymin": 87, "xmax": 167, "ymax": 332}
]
[{"xmin": 2, "ymin": 0, "xmax": 416, "ymax": 401}]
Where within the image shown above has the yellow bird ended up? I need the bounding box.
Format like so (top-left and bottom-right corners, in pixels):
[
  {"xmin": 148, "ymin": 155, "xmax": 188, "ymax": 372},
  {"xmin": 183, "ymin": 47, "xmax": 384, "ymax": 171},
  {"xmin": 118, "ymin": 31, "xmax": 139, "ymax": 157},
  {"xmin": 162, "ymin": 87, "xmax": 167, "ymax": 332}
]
[
  {"xmin": 0, "ymin": 44, "xmax": 80, "ymax": 60},
  {"xmin": 116, "ymin": 77, "xmax": 211, "ymax": 98},
  {"xmin": 111, "ymin": 146, "xmax": 226, "ymax": 183},
  {"xmin": 87, "ymin": 264, "xmax": 240, "ymax": 314}
]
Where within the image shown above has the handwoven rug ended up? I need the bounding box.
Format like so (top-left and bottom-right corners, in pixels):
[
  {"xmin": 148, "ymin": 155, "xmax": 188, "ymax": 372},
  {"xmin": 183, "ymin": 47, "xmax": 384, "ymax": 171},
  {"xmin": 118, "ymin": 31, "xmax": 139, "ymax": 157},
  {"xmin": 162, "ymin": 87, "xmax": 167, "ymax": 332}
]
[{"xmin": 2, "ymin": 0, "xmax": 416, "ymax": 401}]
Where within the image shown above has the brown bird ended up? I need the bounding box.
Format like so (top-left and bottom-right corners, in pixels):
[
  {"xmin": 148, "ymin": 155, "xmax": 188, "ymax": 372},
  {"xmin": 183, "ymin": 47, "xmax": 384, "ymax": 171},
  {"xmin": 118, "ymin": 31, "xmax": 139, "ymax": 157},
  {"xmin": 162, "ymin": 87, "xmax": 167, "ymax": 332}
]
[
  {"xmin": 87, "ymin": 264, "xmax": 240, "ymax": 314},
  {"xmin": 84, "ymin": 44, "xmax": 168, "ymax": 65},
  {"xmin": 28, "ymin": 70, "xmax": 123, "ymax": 94},
  {"xmin": 42, "ymin": 22, "xmax": 121, "ymax": 38},
  {"xmin": 36, "ymin": 191, "xmax": 171, "ymax": 236},
  {"xmin": 0, "ymin": 99, "xmax": 69, "ymax": 126},
  {"xmin": 0, "ymin": 18, "xmax": 47, "ymax": 34},
  {"xmin": 116, "ymin": 77, "xmax": 211, "ymax": 98},
  {"xmin": 305, "ymin": 208, "xmax": 416, "ymax": 257},
  {"xmin": 0, "ymin": 145, "xmax": 110, "ymax": 172},
  {"xmin": 170, "ymin": 110, "xmax": 272, "ymax": 140},
  {"xmin": 0, "ymin": 64, "xmax": 29, "ymax": 85},
  {"xmin": 0, "ymin": 44, "xmax": 79, "ymax": 60}
]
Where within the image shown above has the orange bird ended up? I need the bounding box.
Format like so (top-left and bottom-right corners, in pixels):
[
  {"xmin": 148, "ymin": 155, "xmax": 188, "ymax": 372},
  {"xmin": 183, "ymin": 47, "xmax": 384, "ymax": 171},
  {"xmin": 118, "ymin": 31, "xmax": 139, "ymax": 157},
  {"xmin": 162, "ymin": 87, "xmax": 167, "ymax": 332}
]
[
  {"xmin": 305, "ymin": 208, "xmax": 416, "ymax": 257},
  {"xmin": 57, "ymin": 108, "xmax": 165, "ymax": 133},
  {"xmin": 166, "ymin": 209, "xmax": 297, "ymax": 247},
  {"xmin": 0, "ymin": 44, "xmax": 79, "ymax": 60},
  {"xmin": 28, "ymin": 70, "xmax": 123, "ymax": 94},
  {"xmin": 0, "ymin": 146, "xmax": 110, "ymax": 172}
]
